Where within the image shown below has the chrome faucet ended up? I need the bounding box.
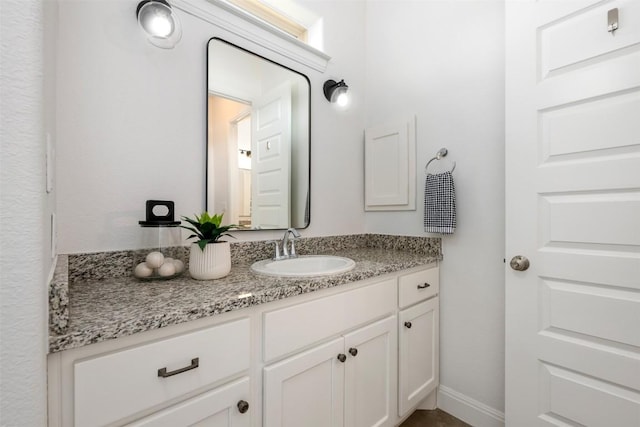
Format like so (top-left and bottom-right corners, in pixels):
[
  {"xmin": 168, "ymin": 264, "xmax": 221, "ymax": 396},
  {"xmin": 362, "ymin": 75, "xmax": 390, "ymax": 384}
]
[
  {"xmin": 268, "ymin": 228, "xmax": 301, "ymax": 261},
  {"xmin": 282, "ymin": 228, "xmax": 301, "ymax": 258}
]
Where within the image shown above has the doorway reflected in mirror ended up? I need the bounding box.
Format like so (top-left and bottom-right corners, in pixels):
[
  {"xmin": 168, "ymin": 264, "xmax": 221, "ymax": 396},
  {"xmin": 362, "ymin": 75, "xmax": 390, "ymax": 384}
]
[{"xmin": 206, "ymin": 38, "xmax": 310, "ymax": 230}]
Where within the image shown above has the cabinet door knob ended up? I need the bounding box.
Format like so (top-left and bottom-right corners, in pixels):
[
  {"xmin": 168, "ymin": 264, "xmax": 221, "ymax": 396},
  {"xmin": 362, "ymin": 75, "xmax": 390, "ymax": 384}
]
[
  {"xmin": 157, "ymin": 357, "xmax": 199, "ymax": 378},
  {"xmin": 237, "ymin": 400, "xmax": 249, "ymax": 414},
  {"xmin": 404, "ymin": 321, "xmax": 412, "ymax": 329},
  {"xmin": 337, "ymin": 353, "xmax": 347, "ymax": 363},
  {"xmin": 348, "ymin": 347, "xmax": 358, "ymax": 357},
  {"xmin": 417, "ymin": 282, "xmax": 431, "ymax": 289}
]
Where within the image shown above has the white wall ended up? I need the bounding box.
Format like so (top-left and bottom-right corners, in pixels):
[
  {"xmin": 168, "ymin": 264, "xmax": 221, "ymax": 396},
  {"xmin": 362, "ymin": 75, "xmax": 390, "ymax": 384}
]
[
  {"xmin": 52, "ymin": 0, "xmax": 506, "ymax": 423},
  {"xmin": 56, "ymin": 0, "xmax": 367, "ymax": 253},
  {"xmin": 364, "ymin": 0, "xmax": 506, "ymax": 422},
  {"xmin": 0, "ymin": 0, "xmax": 53, "ymax": 424},
  {"xmin": 44, "ymin": 0, "xmax": 58, "ymax": 268}
]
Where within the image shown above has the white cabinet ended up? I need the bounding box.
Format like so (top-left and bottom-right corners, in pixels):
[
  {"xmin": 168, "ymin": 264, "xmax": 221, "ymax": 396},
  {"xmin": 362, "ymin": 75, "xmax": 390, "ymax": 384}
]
[
  {"xmin": 398, "ymin": 298, "xmax": 439, "ymax": 416},
  {"xmin": 263, "ymin": 316, "xmax": 396, "ymax": 427},
  {"xmin": 396, "ymin": 266, "xmax": 440, "ymax": 416},
  {"xmin": 344, "ymin": 316, "xmax": 397, "ymax": 427},
  {"xmin": 127, "ymin": 377, "xmax": 251, "ymax": 427},
  {"xmin": 73, "ymin": 319, "xmax": 251, "ymax": 427},
  {"xmin": 398, "ymin": 267, "xmax": 439, "ymax": 309},
  {"xmin": 48, "ymin": 265, "xmax": 439, "ymax": 427},
  {"xmin": 263, "ymin": 278, "xmax": 396, "ymax": 362},
  {"xmin": 263, "ymin": 337, "xmax": 345, "ymax": 427}
]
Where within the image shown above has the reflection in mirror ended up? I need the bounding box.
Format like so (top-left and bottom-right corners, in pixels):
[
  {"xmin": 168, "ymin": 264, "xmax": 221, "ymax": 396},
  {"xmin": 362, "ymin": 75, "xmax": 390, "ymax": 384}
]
[{"xmin": 207, "ymin": 38, "xmax": 310, "ymax": 230}]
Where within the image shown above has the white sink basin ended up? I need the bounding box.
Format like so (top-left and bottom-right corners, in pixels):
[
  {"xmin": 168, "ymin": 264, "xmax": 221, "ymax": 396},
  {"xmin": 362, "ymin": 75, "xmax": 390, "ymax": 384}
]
[{"xmin": 250, "ymin": 255, "xmax": 355, "ymax": 277}]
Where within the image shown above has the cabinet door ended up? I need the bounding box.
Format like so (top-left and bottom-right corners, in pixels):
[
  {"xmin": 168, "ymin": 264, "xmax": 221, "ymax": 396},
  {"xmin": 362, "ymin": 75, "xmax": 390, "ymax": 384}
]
[
  {"xmin": 264, "ymin": 337, "xmax": 345, "ymax": 427},
  {"xmin": 127, "ymin": 377, "xmax": 250, "ymax": 427},
  {"xmin": 344, "ymin": 316, "xmax": 397, "ymax": 427},
  {"xmin": 398, "ymin": 297, "xmax": 439, "ymax": 416}
]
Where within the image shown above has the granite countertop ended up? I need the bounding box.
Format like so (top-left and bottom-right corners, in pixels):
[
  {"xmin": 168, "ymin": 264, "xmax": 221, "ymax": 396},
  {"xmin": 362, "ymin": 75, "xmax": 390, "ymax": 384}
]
[{"xmin": 49, "ymin": 235, "xmax": 441, "ymax": 353}]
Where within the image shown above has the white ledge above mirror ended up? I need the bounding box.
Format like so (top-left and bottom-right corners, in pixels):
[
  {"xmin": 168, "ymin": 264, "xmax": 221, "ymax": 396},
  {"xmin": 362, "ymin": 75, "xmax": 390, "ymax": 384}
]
[{"xmin": 173, "ymin": 0, "xmax": 331, "ymax": 72}]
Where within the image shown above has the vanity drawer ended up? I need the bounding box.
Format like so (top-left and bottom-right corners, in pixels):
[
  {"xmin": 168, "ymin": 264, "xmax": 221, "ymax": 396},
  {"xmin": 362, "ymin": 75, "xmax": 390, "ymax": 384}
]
[
  {"xmin": 126, "ymin": 377, "xmax": 250, "ymax": 427},
  {"xmin": 398, "ymin": 267, "xmax": 439, "ymax": 309},
  {"xmin": 74, "ymin": 318, "xmax": 250, "ymax": 427},
  {"xmin": 263, "ymin": 278, "xmax": 396, "ymax": 362}
]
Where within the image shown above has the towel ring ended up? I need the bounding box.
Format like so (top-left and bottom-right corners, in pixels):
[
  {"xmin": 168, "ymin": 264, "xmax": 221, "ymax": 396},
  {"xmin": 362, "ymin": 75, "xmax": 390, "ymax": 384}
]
[{"xmin": 425, "ymin": 148, "xmax": 456, "ymax": 174}]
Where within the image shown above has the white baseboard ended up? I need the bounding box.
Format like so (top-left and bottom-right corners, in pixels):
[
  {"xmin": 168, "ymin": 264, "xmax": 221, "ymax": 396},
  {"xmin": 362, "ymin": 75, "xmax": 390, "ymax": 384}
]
[{"xmin": 437, "ymin": 385, "xmax": 505, "ymax": 427}]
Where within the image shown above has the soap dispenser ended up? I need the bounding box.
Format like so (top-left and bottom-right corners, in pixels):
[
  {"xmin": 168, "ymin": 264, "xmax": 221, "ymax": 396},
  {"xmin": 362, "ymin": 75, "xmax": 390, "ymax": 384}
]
[{"xmin": 133, "ymin": 200, "xmax": 185, "ymax": 280}]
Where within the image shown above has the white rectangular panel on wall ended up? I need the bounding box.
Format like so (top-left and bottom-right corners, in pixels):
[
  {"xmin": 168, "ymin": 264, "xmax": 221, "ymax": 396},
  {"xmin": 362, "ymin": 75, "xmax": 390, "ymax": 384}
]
[{"xmin": 364, "ymin": 117, "xmax": 416, "ymax": 211}]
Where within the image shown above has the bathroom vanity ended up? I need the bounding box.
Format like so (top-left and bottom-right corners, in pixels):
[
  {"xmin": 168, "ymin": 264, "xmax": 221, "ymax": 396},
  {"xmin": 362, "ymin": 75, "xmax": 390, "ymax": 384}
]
[{"xmin": 47, "ymin": 236, "xmax": 441, "ymax": 427}]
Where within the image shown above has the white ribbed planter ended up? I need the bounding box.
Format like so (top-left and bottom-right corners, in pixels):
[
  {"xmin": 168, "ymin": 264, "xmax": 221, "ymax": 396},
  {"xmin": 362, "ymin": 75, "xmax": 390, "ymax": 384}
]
[{"xmin": 188, "ymin": 241, "xmax": 231, "ymax": 280}]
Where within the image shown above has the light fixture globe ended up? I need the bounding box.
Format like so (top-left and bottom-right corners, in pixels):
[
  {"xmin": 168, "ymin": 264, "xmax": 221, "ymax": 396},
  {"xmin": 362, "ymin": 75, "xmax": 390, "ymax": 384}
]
[
  {"xmin": 136, "ymin": 0, "xmax": 182, "ymax": 49},
  {"xmin": 323, "ymin": 79, "xmax": 349, "ymax": 106}
]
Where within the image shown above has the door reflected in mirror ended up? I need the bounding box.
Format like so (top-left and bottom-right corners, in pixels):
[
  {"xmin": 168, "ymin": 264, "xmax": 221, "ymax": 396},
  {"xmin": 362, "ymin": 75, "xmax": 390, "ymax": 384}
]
[{"xmin": 207, "ymin": 38, "xmax": 310, "ymax": 230}]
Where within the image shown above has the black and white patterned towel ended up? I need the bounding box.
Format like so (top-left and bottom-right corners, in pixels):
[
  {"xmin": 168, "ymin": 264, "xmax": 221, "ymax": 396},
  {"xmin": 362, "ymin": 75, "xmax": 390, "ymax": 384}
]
[{"xmin": 424, "ymin": 171, "xmax": 456, "ymax": 234}]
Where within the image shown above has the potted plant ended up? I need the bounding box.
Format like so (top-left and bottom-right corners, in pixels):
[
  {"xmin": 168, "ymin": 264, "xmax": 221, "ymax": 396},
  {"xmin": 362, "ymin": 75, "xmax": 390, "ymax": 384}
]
[{"xmin": 181, "ymin": 212, "xmax": 236, "ymax": 280}]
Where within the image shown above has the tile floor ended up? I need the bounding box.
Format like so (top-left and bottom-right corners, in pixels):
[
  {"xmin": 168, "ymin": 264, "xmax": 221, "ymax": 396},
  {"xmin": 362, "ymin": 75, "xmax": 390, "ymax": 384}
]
[{"xmin": 399, "ymin": 409, "xmax": 471, "ymax": 427}]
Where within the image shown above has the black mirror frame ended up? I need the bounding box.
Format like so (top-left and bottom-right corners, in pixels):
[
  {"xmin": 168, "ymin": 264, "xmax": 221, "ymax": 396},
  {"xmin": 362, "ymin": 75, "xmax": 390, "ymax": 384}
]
[{"xmin": 205, "ymin": 37, "xmax": 311, "ymax": 230}]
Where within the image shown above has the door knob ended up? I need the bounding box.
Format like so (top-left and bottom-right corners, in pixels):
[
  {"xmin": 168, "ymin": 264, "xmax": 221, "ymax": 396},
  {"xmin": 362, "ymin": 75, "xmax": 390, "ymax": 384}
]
[
  {"xmin": 348, "ymin": 347, "xmax": 358, "ymax": 357},
  {"xmin": 337, "ymin": 353, "xmax": 347, "ymax": 363},
  {"xmin": 510, "ymin": 255, "xmax": 530, "ymax": 271},
  {"xmin": 404, "ymin": 321, "xmax": 412, "ymax": 329},
  {"xmin": 237, "ymin": 400, "xmax": 249, "ymax": 414}
]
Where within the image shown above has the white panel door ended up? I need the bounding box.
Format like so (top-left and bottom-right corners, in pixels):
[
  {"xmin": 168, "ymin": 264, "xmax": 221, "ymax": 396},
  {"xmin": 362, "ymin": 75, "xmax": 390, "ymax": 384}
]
[
  {"xmin": 505, "ymin": 0, "xmax": 640, "ymax": 425},
  {"xmin": 344, "ymin": 316, "xmax": 396, "ymax": 427},
  {"xmin": 263, "ymin": 337, "xmax": 345, "ymax": 427},
  {"xmin": 398, "ymin": 298, "xmax": 439, "ymax": 417},
  {"xmin": 251, "ymin": 82, "xmax": 291, "ymax": 229},
  {"xmin": 126, "ymin": 378, "xmax": 250, "ymax": 427}
]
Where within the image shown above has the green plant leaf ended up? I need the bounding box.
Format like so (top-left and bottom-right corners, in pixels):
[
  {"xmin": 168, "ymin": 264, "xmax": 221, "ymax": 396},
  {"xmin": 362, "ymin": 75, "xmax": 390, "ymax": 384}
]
[
  {"xmin": 181, "ymin": 216, "xmax": 200, "ymax": 228},
  {"xmin": 182, "ymin": 212, "xmax": 237, "ymax": 246},
  {"xmin": 212, "ymin": 213, "xmax": 223, "ymax": 227},
  {"xmin": 179, "ymin": 225, "xmax": 204, "ymax": 240}
]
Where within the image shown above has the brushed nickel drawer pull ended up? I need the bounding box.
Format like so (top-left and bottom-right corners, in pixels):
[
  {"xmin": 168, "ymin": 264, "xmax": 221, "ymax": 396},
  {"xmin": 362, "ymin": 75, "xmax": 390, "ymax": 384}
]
[
  {"xmin": 157, "ymin": 357, "xmax": 199, "ymax": 378},
  {"xmin": 417, "ymin": 283, "xmax": 431, "ymax": 289}
]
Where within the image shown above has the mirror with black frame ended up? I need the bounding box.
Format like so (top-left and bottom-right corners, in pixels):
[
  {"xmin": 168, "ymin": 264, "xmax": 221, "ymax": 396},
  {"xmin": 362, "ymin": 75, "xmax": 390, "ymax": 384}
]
[{"xmin": 206, "ymin": 38, "xmax": 310, "ymax": 230}]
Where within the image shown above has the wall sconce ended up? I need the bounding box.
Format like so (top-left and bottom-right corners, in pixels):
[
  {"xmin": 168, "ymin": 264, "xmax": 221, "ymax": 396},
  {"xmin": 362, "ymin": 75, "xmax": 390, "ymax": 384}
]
[
  {"xmin": 136, "ymin": 0, "xmax": 182, "ymax": 49},
  {"xmin": 323, "ymin": 79, "xmax": 349, "ymax": 107}
]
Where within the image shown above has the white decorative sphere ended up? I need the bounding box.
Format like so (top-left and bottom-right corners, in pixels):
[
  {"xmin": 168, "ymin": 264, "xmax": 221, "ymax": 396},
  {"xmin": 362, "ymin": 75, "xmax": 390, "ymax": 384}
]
[
  {"xmin": 145, "ymin": 251, "xmax": 165, "ymax": 268},
  {"xmin": 134, "ymin": 262, "xmax": 153, "ymax": 278},
  {"xmin": 158, "ymin": 262, "xmax": 176, "ymax": 277},
  {"xmin": 172, "ymin": 259, "xmax": 185, "ymax": 273}
]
